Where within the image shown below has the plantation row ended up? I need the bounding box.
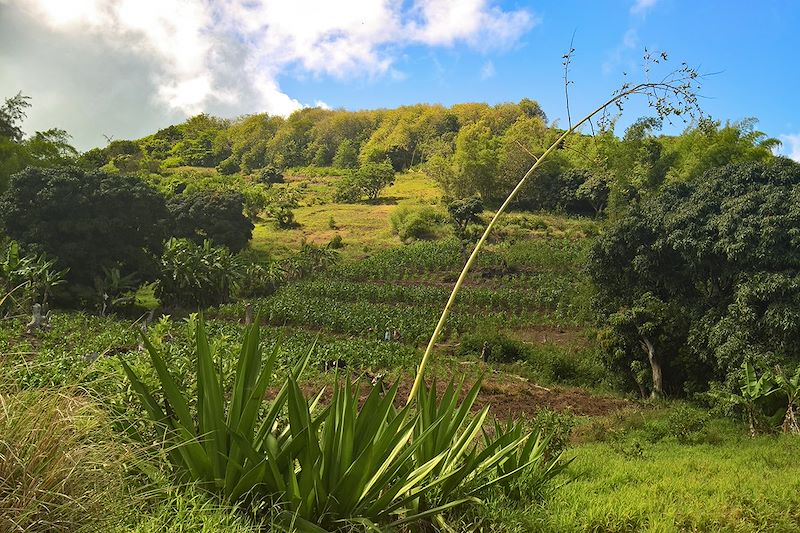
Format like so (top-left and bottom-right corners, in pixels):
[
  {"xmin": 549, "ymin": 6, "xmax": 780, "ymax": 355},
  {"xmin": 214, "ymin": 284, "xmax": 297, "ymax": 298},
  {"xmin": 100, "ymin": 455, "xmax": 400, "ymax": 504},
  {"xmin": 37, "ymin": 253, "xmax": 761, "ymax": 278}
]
[
  {"xmin": 331, "ymin": 238, "xmax": 589, "ymax": 282},
  {"xmin": 214, "ymin": 293, "xmax": 527, "ymax": 345},
  {"xmin": 280, "ymin": 277, "xmax": 589, "ymax": 321}
]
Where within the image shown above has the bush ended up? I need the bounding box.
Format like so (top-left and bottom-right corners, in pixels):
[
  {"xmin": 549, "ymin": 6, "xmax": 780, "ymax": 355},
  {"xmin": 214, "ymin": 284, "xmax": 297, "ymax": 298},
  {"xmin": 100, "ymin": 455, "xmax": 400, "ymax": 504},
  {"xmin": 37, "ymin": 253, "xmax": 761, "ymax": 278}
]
[
  {"xmin": 0, "ymin": 389, "xmax": 127, "ymax": 533},
  {"xmin": 121, "ymin": 319, "xmax": 563, "ymax": 530},
  {"xmin": 257, "ymin": 165, "xmax": 284, "ymax": 184},
  {"xmin": 158, "ymin": 238, "xmax": 244, "ymax": 308},
  {"xmin": 168, "ymin": 190, "xmax": 254, "ymax": 252},
  {"xmin": 459, "ymin": 329, "xmax": 526, "ymax": 363},
  {"xmin": 390, "ymin": 204, "xmax": 446, "ymax": 242},
  {"xmin": 215, "ymin": 157, "xmax": 239, "ymax": 175},
  {"xmin": 334, "ymin": 160, "xmax": 395, "ymax": 202},
  {"xmin": 328, "ymin": 234, "xmax": 344, "ymax": 249}
]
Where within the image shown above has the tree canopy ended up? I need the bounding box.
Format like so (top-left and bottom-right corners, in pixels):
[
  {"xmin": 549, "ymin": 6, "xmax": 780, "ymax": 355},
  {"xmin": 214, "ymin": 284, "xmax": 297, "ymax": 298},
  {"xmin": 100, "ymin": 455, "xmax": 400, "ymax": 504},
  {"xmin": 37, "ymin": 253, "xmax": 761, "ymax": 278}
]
[
  {"xmin": 590, "ymin": 158, "xmax": 800, "ymax": 397},
  {"xmin": 0, "ymin": 166, "xmax": 169, "ymax": 301}
]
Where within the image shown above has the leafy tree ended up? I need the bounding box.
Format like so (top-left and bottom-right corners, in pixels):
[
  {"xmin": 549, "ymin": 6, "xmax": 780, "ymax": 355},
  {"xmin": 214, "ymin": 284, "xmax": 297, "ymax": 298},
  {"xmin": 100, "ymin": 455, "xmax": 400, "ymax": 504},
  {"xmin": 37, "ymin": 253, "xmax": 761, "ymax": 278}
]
[
  {"xmin": 168, "ymin": 190, "xmax": 254, "ymax": 252},
  {"xmin": 332, "ymin": 138, "xmax": 359, "ymax": 168},
  {"xmin": 0, "ymin": 93, "xmax": 79, "ymax": 192},
  {"xmin": 447, "ymin": 197, "xmax": 483, "ymax": 241},
  {"xmin": 0, "ymin": 166, "xmax": 169, "ymax": 301},
  {"xmin": 590, "ymin": 158, "xmax": 800, "ymax": 396},
  {"xmin": 334, "ymin": 161, "xmax": 395, "ymax": 202},
  {"xmin": 0, "ymin": 92, "xmax": 31, "ymax": 141},
  {"xmin": 257, "ymin": 165, "xmax": 284, "ymax": 184},
  {"xmin": 452, "ymin": 121, "xmax": 498, "ymax": 201}
]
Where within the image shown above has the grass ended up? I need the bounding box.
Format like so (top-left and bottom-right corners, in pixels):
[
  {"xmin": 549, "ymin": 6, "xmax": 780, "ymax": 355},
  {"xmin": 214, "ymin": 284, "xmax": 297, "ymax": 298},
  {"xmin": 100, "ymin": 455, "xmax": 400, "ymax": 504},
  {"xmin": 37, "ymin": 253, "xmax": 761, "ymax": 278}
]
[
  {"xmin": 251, "ymin": 171, "xmax": 442, "ymax": 260},
  {"xmin": 534, "ymin": 436, "xmax": 800, "ymax": 532},
  {"xmin": 0, "ymin": 388, "xmax": 129, "ymax": 533}
]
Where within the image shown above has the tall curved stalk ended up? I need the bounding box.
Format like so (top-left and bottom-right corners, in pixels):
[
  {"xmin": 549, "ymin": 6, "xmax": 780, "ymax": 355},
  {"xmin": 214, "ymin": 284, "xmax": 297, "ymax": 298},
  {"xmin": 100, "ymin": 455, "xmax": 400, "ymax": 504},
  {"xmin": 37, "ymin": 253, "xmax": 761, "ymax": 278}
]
[{"xmin": 407, "ymin": 68, "xmax": 701, "ymax": 404}]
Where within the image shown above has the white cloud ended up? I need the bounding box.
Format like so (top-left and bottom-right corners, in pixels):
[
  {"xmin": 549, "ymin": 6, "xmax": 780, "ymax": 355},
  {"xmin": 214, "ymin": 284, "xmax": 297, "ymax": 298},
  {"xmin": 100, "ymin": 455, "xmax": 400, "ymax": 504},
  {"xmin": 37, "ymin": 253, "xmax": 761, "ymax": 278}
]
[
  {"xmin": 603, "ymin": 29, "xmax": 638, "ymax": 74},
  {"xmin": 480, "ymin": 61, "xmax": 496, "ymax": 80},
  {"xmin": 16, "ymin": 0, "xmax": 537, "ymax": 118},
  {"xmin": 631, "ymin": 0, "xmax": 658, "ymax": 15},
  {"xmin": 780, "ymin": 134, "xmax": 800, "ymax": 162}
]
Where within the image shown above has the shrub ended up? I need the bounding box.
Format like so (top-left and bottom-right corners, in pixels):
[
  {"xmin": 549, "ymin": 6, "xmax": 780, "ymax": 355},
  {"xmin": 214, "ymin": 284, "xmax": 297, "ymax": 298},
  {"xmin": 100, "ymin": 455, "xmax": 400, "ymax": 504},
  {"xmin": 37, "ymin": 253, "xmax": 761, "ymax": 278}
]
[
  {"xmin": 121, "ymin": 318, "xmax": 563, "ymax": 530},
  {"xmin": 390, "ymin": 204, "xmax": 446, "ymax": 242},
  {"xmin": 0, "ymin": 389, "xmax": 127, "ymax": 533},
  {"xmin": 334, "ymin": 160, "xmax": 395, "ymax": 202},
  {"xmin": 328, "ymin": 234, "xmax": 344, "ymax": 249},
  {"xmin": 158, "ymin": 238, "xmax": 244, "ymax": 308},
  {"xmin": 459, "ymin": 330, "xmax": 526, "ymax": 363},
  {"xmin": 273, "ymin": 206, "xmax": 296, "ymax": 229},
  {"xmin": 257, "ymin": 165, "xmax": 284, "ymax": 184}
]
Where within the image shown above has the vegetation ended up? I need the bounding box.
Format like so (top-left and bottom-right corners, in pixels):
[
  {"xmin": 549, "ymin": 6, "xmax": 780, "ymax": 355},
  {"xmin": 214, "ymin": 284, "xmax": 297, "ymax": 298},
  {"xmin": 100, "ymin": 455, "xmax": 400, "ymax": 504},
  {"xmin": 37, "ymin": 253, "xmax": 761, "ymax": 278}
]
[
  {"xmin": 591, "ymin": 159, "xmax": 800, "ymax": 397},
  {"xmin": 1, "ymin": 55, "xmax": 799, "ymax": 531}
]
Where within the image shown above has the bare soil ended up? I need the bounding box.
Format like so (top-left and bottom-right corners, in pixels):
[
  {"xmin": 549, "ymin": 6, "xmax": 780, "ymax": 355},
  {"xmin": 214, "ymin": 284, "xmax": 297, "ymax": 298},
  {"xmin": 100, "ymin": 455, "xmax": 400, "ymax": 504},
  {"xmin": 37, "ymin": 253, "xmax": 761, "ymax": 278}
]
[{"xmin": 276, "ymin": 371, "xmax": 632, "ymax": 420}]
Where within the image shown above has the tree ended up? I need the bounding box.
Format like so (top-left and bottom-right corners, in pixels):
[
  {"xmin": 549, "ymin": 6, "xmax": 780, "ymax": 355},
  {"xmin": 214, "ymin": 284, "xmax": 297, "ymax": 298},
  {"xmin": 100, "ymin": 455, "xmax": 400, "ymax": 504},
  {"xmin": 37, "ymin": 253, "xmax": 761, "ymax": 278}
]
[
  {"xmin": 0, "ymin": 166, "xmax": 169, "ymax": 301},
  {"xmin": 0, "ymin": 93, "xmax": 79, "ymax": 192},
  {"xmin": 452, "ymin": 122, "xmax": 498, "ymax": 201},
  {"xmin": 590, "ymin": 158, "xmax": 800, "ymax": 396},
  {"xmin": 168, "ymin": 190, "xmax": 254, "ymax": 252},
  {"xmin": 332, "ymin": 139, "xmax": 359, "ymax": 168},
  {"xmin": 0, "ymin": 92, "xmax": 31, "ymax": 141},
  {"xmin": 447, "ymin": 197, "xmax": 484, "ymax": 258},
  {"xmin": 334, "ymin": 161, "xmax": 395, "ymax": 202}
]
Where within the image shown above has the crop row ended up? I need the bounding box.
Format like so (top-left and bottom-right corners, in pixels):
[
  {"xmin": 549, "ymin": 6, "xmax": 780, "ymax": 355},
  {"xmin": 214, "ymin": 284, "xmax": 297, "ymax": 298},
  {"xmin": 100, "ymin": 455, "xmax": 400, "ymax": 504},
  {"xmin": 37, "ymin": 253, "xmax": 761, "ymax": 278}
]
[
  {"xmin": 214, "ymin": 293, "xmax": 519, "ymax": 345},
  {"xmin": 332, "ymin": 238, "xmax": 591, "ymax": 281},
  {"xmin": 287, "ymin": 278, "xmax": 573, "ymax": 313}
]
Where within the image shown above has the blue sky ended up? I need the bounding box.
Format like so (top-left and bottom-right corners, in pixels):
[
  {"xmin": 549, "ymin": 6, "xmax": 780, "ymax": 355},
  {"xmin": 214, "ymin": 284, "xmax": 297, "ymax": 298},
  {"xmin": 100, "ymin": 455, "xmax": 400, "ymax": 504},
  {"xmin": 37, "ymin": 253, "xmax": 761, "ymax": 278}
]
[{"xmin": 1, "ymin": 0, "xmax": 798, "ymax": 157}]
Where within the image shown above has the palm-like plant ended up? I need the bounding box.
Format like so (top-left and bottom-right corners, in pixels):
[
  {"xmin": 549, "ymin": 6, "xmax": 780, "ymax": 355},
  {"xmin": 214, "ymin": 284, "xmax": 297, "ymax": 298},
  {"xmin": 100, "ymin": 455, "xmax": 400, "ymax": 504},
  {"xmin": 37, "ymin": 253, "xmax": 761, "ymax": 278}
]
[
  {"xmin": 727, "ymin": 362, "xmax": 777, "ymax": 437},
  {"xmin": 775, "ymin": 366, "xmax": 800, "ymax": 434}
]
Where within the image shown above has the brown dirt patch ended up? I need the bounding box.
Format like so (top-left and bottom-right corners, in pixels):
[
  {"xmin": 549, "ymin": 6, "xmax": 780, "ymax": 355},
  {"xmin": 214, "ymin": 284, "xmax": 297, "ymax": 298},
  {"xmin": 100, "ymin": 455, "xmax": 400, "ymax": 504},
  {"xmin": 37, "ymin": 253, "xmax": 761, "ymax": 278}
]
[
  {"xmin": 510, "ymin": 325, "xmax": 590, "ymax": 349},
  {"xmin": 270, "ymin": 370, "xmax": 631, "ymax": 419}
]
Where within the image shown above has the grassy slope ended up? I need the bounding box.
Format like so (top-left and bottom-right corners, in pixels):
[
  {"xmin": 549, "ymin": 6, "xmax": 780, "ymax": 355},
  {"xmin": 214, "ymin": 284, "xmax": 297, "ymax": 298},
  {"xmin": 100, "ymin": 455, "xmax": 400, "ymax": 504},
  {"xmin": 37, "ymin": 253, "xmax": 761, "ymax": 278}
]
[
  {"xmin": 538, "ymin": 437, "xmax": 800, "ymax": 532},
  {"xmin": 251, "ymin": 171, "xmax": 442, "ymax": 259}
]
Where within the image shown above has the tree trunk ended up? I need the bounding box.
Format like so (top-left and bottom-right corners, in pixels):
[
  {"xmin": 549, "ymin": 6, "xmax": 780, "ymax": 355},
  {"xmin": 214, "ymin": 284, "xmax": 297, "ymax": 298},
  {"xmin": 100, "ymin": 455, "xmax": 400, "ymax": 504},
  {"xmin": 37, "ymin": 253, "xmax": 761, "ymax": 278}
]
[
  {"xmin": 783, "ymin": 404, "xmax": 799, "ymax": 435},
  {"xmin": 641, "ymin": 336, "xmax": 663, "ymax": 399}
]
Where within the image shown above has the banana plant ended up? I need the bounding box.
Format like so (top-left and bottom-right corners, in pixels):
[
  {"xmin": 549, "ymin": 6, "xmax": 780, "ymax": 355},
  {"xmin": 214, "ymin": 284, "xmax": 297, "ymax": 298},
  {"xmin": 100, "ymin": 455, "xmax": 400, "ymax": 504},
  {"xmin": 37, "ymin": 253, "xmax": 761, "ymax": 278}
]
[
  {"xmin": 775, "ymin": 366, "xmax": 800, "ymax": 434},
  {"xmin": 727, "ymin": 362, "xmax": 777, "ymax": 437}
]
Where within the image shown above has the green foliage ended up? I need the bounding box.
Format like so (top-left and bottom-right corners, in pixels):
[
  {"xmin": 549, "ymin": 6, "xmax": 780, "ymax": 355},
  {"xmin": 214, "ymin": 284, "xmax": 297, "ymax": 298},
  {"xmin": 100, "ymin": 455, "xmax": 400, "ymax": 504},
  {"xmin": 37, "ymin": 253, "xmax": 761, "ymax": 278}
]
[
  {"xmin": 390, "ymin": 204, "xmax": 447, "ymax": 242},
  {"xmin": 0, "ymin": 166, "xmax": 169, "ymax": 301},
  {"xmin": 332, "ymin": 138, "xmax": 359, "ymax": 168},
  {"xmin": 168, "ymin": 190, "xmax": 254, "ymax": 252},
  {"xmin": 0, "ymin": 93, "xmax": 79, "ymax": 192},
  {"xmin": 591, "ymin": 158, "xmax": 800, "ymax": 396},
  {"xmin": 0, "ymin": 240, "xmax": 67, "ymax": 314},
  {"xmin": 334, "ymin": 160, "xmax": 395, "ymax": 202},
  {"xmin": 121, "ymin": 318, "xmax": 561, "ymax": 530},
  {"xmin": 158, "ymin": 238, "xmax": 244, "ymax": 309},
  {"xmin": 256, "ymin": 165, "xmax": 284, "ymax": 184}
]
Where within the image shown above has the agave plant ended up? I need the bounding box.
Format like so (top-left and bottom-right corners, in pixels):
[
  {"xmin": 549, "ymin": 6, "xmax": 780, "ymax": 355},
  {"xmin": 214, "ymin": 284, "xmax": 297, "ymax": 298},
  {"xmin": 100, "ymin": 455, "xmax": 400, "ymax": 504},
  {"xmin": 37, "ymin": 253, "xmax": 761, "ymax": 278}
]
[
  {"xmin": 121, "ymin": 314, "xmax": 311, "ymax": 502},
  {"xmin": 122, "ymin": 317, "xmax": 562, "ymax": 531}
]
